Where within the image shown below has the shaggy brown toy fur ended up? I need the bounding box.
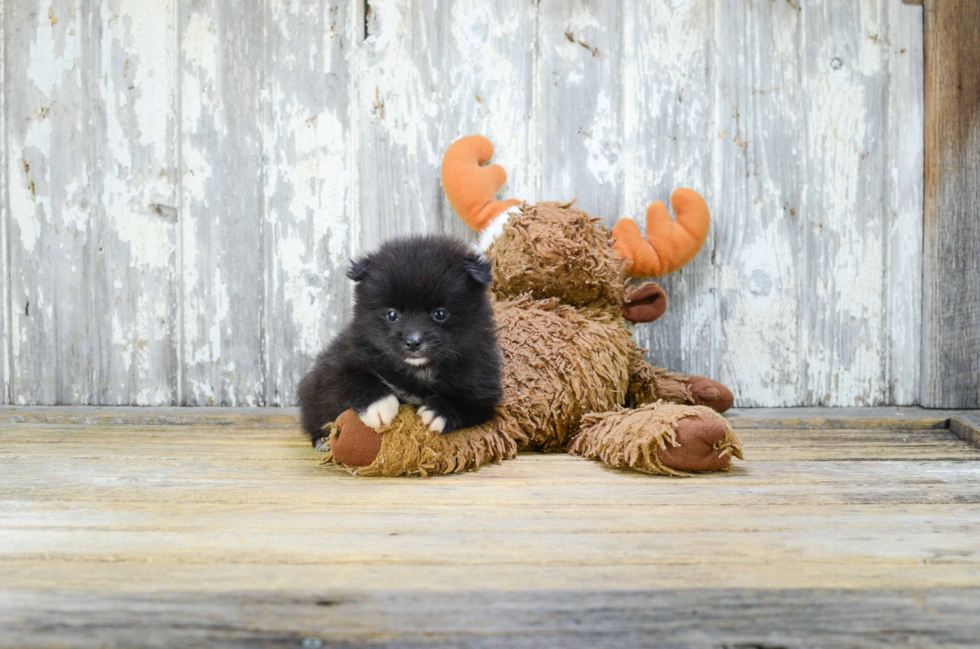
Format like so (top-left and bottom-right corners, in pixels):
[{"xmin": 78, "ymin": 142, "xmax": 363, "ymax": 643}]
[{"xmin": 322, "ymin": 136, "xmax": 742, "ymax": 477}]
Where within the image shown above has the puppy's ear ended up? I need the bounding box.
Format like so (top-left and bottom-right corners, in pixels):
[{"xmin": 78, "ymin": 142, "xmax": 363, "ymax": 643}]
[
  {"xmin": 462, "ymin": 254, "xmax": 493, "ymax": 288},
  {"xmin": 347, "ymin": 257, "xmax": 371, "ymax": 282}
]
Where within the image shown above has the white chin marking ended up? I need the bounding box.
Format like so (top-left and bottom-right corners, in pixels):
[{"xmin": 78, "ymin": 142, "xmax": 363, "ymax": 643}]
[
  {"xmin": 476, "ymin": 205, "xmax": 520, "ymax": 252},
  {"xmin": 405, "ymin": 357, "xmax": 429, "ymax": 367}
]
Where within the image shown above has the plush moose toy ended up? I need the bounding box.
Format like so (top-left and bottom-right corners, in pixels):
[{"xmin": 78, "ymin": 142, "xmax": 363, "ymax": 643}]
[{"xmin": 323, "ymin": 135, "xmax": 742, "ymax": 477}]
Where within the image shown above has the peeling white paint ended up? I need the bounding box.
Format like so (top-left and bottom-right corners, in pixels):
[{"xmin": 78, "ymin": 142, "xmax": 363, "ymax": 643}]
[
  {"xmin": 94, "ymin": 0, "xmax": 179, "ymax": 405},
  {"xmin": 1, "ymin": 0, "xmax": 925, "ymax": 407},
  {"xmin": 8, "ymin": 155, "xmax": 41, "ymax": 254},
  {"xmin": 29, "ymin": 1, "xmax": 77, "ymax": 97},
  {"xmin": 583, "ymin": 92, "xmax": 619, "ymax": 186}
]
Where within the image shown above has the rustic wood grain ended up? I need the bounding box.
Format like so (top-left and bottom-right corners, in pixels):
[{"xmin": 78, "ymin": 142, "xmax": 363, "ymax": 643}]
[
  {"xmin": 357, "ymin": 0, "xmax": 535, "ymax": 249},
  {"xmin": 921, "ymin": 0, "xmax": 980, "ymax": 408},
  {"xmin": 4, "ymin": 422, "xmax": 979, "ymax": 461},
  {"xmin": 536, "ymin": 0, "xmax": 621, "ymax": 221},
  {"xmin": 713, "ymin": 0, "xmax": 805, "ymax": 406},
  {"xmin": 2, "ymin": 413, "xmax": 980, "ymax": 645},
  {"xmin": 437, "ymin": 0, "xmax": 536, "ymax": 238},
  {"xmin": 950, "ymin": 414, "xmax": 980, "ymax": 448},
  {"xmin": 94, "ymin": 0, "xmax": 180, "ymax": 405},
  {"xmin": 885, "ymin": 0, "xmax": 924, "ymax": 405},
  {"xmin": 5, "ymin": 0, "xmax": 96, "ymax": 404},
  {"xmin": 624, "ymin": 0, "xmax": 715, "ymax": 381},
  {"xmin": 262, "ymin": 0, "xmax": 357, "ymax": 406},
  {"xmin": 178, "ymin": 0, "xmax": 266, "ymax": 406},
  {"xmin": 3, "ymin": 0, "xmax": 181, "ymax": 406},
  {"xmin": 0, "ymin": 1, "xmax": 930, "ymax": 408},
  {"xmin": 2, "ymin": 403, "xmax": 972, "ymax": 428},
  {"xmin": 801, "ymin": 0, "xmax": 891, "ymax": 406},
  {"xmin": 355, "ymin": 0, "xmax": 444, "ymax": 250},
  {"xmin": 3, "ymin": 588, "xmax": 980, "ymax": 649},
  {"xmin": 0, "ymin": 0, "xmax": 8, "ymax": 405}
]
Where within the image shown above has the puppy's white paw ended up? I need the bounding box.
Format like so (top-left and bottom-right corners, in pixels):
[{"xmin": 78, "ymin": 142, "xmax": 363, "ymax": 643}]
[
  {"xmin": 358, "ymin": 395, "xmax": 399, "ymax": 429},
  {"xmin": 418, "ymin": 405, "xmax": 434, "ymax": 425},
  {"xmin": 418, "ymin": 406, "xmax": 447, "ymax": 434}
]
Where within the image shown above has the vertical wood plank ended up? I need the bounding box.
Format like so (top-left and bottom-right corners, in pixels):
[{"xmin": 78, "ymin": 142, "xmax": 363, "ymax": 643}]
[
  {"xmin": 5, "ymin": 0, "xmax": 96, "ymax": 404},
  {"xmin": 1, "ymin": 0, "xmax": 8, "ymax": 404},
  {"xmin": 800, "ymin": 0, "xmax": 890, "ymax": 406},
  {"xmin": 356, "ymin": 0, "xmax": 536, "ymax": 250},
  {"xmin": 712, "ymin": 0, "xmax": 804, "ymax": 407},
  {"xmin": 439, "ymin": 0, "xmax": 536, "ymax": 238},
  {"xmin": 921, "ymin": 0, "xmax": 980, "ymax": 408},
  {"xmin": 623, "ymin": 0, "xmax": 716, "ymax": 381},
  {"xmin": 536, "ymin": 0, "xmax": 621, "ymax": 221},
  {"xmin": 356, "ymin": 0, "xmax": 443, "ymax": 250},
  {"xmin": 885, "ymin": 0, "xmax": 923, "ymax": 405},
  {"xmin": 94, "ymin": 0, "xmax": 179, "ymax": 405},
  {"xmin": 262, "ymin": 0, "xmax": 356, "ymax": 406},
  {"xmin": 179, "ymin": 0, "xmax": 265, "ymax": 405}
]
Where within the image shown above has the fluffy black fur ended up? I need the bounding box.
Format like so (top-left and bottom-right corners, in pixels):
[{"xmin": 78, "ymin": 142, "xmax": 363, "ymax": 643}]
[{"xmin": 297, "ymin": 235, "xmax": 503, "ymax": 447}]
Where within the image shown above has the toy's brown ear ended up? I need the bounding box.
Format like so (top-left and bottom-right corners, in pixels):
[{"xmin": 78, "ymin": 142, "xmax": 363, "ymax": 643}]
[
  {"xmin": 621, "ymin": 282, "xmax": 667, "ymax": 323},
  {"xmin": 441, "ymin": 135, "xmax": 521, "ymax": 231}
]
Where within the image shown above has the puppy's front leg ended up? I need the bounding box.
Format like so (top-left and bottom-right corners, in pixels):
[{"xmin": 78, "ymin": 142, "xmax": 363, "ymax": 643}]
[
  {"xmin": 358, "ymin": 394, "xmax": 399, "ymax": 429},
  {"xmin": 347, "ymin": 373, "xmax": 399, "ymax": 429},
  {"xmin": 418, "ymin": 396, "xmax": 497, "ymax": 435}
]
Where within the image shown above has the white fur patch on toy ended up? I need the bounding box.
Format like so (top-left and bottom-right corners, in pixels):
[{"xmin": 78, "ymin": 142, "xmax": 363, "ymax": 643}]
[{"xmin": 477, "ymin": 205, "xmax": 521, "ymax": 252}]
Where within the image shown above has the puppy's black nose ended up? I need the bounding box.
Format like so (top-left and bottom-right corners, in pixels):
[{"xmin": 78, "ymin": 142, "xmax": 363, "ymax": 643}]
[{"xmin": 404, "ymin": 334, "xmax": 423, "ymax": 351}]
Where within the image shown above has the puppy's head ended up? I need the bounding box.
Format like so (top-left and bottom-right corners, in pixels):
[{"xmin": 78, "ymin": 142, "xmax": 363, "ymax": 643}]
[{"xmin": 348, "ymin": 235, "xmax": 493, "ymax": 373}]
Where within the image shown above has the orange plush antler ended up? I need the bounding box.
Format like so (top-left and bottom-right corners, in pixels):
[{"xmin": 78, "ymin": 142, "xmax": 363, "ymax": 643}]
[
  {"xmin": 441, "ymin": 135, "xmax": 520, "ymax": 231},
  {"xmin": 612, "ymin": 189, "xmax": 710, "ymax": 277}
]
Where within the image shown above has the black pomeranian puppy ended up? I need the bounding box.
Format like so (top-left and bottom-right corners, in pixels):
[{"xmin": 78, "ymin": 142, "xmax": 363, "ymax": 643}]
[{"xmin": 297, "ymin": 235, "xmax": 503, "ymax": 449}]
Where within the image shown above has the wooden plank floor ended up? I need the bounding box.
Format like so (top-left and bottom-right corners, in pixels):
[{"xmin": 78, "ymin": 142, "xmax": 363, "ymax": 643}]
[{"xmin": 2, "ymin": 408, "xmax": 980, "ymax": 648}]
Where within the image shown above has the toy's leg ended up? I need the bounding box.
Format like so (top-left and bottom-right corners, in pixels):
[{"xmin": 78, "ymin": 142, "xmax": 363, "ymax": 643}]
[
  {"xmin": 568, "ymin": 402, "xmax": 743, "ymax": 476},
  {"xmin": 325, "ymin": 405, "xmax": 525, "ymax": 477},
  {"xmin": 627, "ymin": 354, "xmax": 734, "ymax": 413},
  {"xmin": 327, "ymin": 409, "xmax": 383, "ymax": 467}
]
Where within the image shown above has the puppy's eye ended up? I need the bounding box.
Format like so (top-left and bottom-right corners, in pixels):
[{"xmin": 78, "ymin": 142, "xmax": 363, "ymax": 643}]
[
  {"xmin": 384, "ymin": 309, "xmax": 399, "ymax": 322},
  {"xmin": 431, "ymin": 309, "xmax": 449, "ymax": 323}
]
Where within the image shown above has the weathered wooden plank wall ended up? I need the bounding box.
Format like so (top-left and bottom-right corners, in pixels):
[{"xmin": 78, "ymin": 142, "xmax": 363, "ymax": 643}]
[
  {"xmin": 8, "ymin": 0, "xmax": 96, "ymax": 404},
  {"xmin": 921, "ymin": 0, "xmax": 980, "ymax": 409},
  {"xmin": 0, "ymin": 0, "xmax": 928, "ymax": 407},
  {"xmin": 99, "ymin": 0, "xmax": 179, "ymax": 406},
  {"xmin": 1, "ymin": 0, "xmax": 7, "ymax": 405}
]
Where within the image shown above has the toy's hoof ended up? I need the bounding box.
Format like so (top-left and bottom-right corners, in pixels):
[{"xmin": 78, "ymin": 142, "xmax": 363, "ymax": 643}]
[
  {"xmin": 330, "ymin": 409, "xmax": 382, "ymax": 467},
  {"xmin": 659, "ymin": 413, "xmax": 735, "ymax": 472},
  {"xmin": 686, "ymin": 376, "xmax": 734, "ymax": 413}
]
